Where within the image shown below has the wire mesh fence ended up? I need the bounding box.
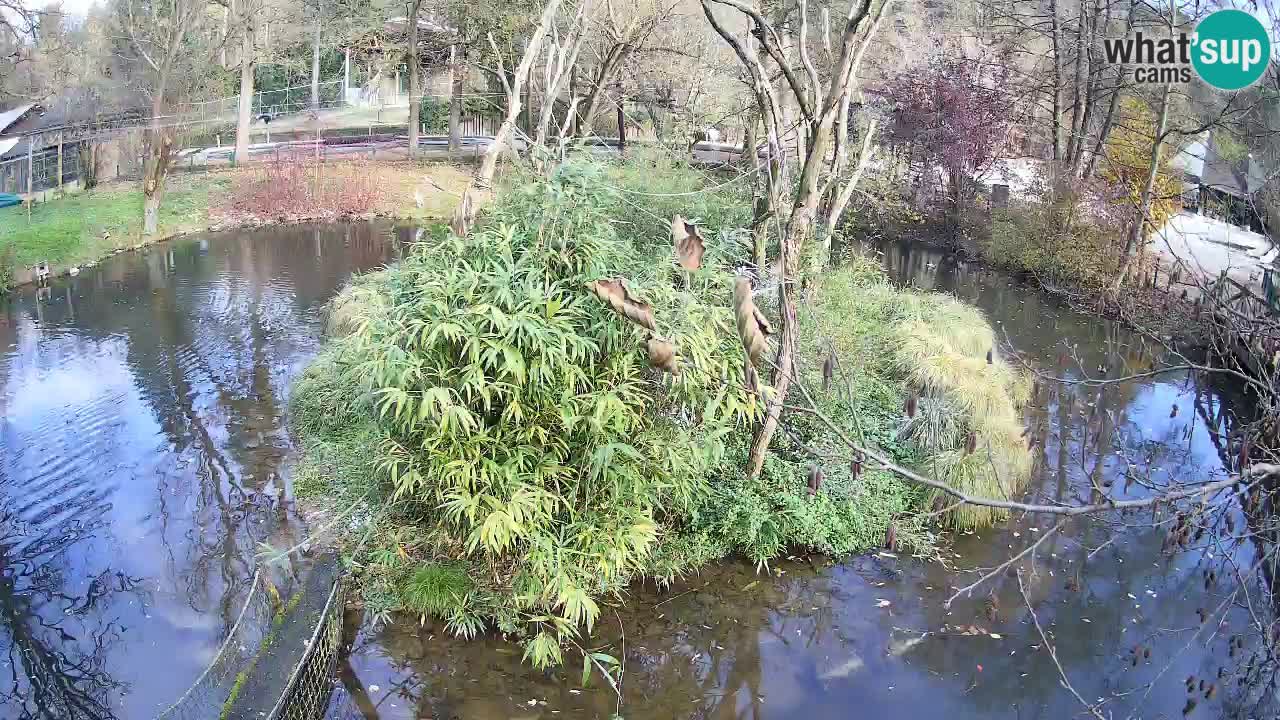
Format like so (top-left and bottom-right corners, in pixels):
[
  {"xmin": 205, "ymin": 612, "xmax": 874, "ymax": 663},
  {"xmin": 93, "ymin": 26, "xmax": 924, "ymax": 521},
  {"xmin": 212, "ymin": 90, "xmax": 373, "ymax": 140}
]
[
  {"xmin": 264, "ymin": 569, "xmax": 346, "ymax": 720},
  {"xmin": 149, "ymin": 556, "xmax": 346, "ymax": 720},
  {"xmin": 152, "ymin": 571, "xmax": 279, "ymax": 720}
]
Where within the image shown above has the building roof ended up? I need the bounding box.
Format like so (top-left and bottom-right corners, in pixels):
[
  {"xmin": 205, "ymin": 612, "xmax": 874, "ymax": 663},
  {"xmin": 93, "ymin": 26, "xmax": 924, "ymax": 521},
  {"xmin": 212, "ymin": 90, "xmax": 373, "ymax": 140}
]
[
  {"xmin": 1201, "ymin": 133, "xmax": 1267, "ymax": 199},
  {"xmin": 0, "ymin": 104, "xmax": 35, "ymax": 134}
]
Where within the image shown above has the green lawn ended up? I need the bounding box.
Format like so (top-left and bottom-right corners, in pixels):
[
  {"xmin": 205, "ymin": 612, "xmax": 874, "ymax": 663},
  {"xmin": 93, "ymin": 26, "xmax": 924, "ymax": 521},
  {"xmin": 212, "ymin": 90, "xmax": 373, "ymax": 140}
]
[{"xmin": 0, "ymin": 174, "xmax": 231, "ymax": 270}]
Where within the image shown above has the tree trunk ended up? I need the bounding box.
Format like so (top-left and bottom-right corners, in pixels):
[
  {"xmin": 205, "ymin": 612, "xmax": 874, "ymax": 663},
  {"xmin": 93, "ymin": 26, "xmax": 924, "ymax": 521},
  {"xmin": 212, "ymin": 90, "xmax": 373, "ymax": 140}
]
[
  {"xmin": 143, "ymin": 121, "xmax": 172, "ymax": 235},
  {"xmin": 616, "ymin": 91, "xmax": 626, "ymax": 152},
  {"xmin": 448, "ymin": 43, "xmax": 464, "ymax": 150},
  {"xmin": 406, "ymin": 0, "xmax": 423, "ymax": 158},
  {"xmin": 311, "ymin": 11, "xmax": 321, "ymax": 111},
  {"xmin": 742, "ymin": 109, "xmax": 757, "ymax": 170},
  {"xmin": 234, "ymin": 19, "xmax": 255, "ymax": 166},
  {"xmin": 1113, "ymin": 81, "xmax": 1171, "ymax": 290},
  {"xmin": 1049, "ymin": 0, "xmax": 1063, "ymax": 167},
  {"xmin": 746, "ymin": 115, "xmax": 837, "ymax": 478},
  {"xmin": 1065, "ymin": 2, "xmax": 1087, "ymax": 166},
  {"xmin": 570, "ymin": 65, "xmax": 580, "ymax": 135},
  {"xmin": 1069, "ymin": 0, "xmax": 1103, "ymax": 175},
  {"xmin": 1084, "ymin": 0, "xmax": 1134, "ymax": 180}
]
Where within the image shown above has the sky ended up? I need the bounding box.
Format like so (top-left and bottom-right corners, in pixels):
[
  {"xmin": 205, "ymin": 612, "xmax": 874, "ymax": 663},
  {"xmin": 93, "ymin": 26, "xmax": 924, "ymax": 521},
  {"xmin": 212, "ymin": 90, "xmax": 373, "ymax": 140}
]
[{"xmin": 26, "ymin": 0, "xmax": 98, "ymax": 19}]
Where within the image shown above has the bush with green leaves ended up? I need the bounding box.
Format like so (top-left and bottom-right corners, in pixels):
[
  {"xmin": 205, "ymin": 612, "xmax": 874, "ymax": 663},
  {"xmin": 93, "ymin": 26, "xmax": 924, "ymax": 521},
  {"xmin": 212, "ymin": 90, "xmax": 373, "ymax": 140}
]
[
  {"xmin": 313, "ymin": 161, "xmax": 760, "ymax": 665},
  {"xmin": 419, "ymin": 97, "xmax": 450, "ymax": 134}
]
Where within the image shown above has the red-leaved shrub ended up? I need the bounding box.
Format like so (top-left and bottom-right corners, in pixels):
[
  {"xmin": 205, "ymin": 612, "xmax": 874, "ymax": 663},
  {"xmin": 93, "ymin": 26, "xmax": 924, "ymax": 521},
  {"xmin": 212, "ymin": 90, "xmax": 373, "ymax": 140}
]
[{"xmin": 225, "ymin": 158, "xmax": 384, "ymax": 221}]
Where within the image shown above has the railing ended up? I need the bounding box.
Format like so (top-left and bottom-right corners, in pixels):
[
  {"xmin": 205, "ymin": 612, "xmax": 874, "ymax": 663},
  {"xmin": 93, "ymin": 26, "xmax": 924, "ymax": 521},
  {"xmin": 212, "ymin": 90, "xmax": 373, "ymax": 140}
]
[
  {"xmin": 265, "ymin": 572, "xmax": 346, "ymax": 720},
  {"xmin": 1203, "ymin": 271, "xmax": 1280, "ymax": 375}
]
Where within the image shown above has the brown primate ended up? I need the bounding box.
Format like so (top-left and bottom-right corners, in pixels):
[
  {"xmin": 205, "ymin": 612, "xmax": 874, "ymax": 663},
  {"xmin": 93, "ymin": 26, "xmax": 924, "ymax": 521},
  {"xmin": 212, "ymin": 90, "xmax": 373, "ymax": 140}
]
[
  {"xmin": 986, "ymin": 348, "xmax": 993, "ymax": 364},
  {"xmin": 885, "ymin": 523, "xmax": 897, "ymax": 551},
  {"xmin": 1144, "ymin": 646, "xmax": 1151, "ymax": 660},
  {"xmin": 965, "ymin": 431, "xmax": 977, "ymax": 455},
  {"xmin": 1186, "ymin": 675, "xmax": 1197, "ymax": 692},
  {"xmin": 1171, "ymin": 403, "xmax": 1179, "ymax": 418},
  {"xmin": 807, "ymin": 465, "xmax": 823, "ymax": 497},
  {"xmin": 1226, "ymin": 514, "xmax": 1235, "ymax": 534},
  {"xmin": 984, "ymin": 591, "xmax": 999, "ymax": 623},
  {"xmin": 904, "ymin": 393, "xmax": 917, "ymax": 419},
  {"xmin": 822, "ymin": 351, "xmax": 835, "ymax": 392},
  {"xmin": 1204, "ymin": 683, "xmax": 1216, "ymax": 700},
  {"xmin": 1196, "ymin": 607, "xmax": 1207, "ymax": 623},
  {"xmin": 1217, "ymin": 667, "xmax": 1226, "ymax": 679}
]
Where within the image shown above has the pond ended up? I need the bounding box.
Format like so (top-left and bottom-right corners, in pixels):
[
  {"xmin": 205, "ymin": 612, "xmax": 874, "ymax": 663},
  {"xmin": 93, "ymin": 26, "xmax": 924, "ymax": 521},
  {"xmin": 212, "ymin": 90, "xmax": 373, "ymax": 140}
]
[
  {"xmin": 0, "ymin": 222, "xmax": 413, "ymax": 719},
  {"xmin": 0, "ymin": 224, "xmax": 1270, "ymax": 719}
]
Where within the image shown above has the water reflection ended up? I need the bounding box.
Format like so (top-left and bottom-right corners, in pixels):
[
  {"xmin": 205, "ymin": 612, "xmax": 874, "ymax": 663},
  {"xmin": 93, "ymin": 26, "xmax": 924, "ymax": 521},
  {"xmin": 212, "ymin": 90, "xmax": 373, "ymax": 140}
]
[
  {"xmin": 0, "ymin": 222, "xmax": 404, "ymax": 718},
  {"xmin": 332, "ymin": 240, "xmax": 1275, "ymax": 719}
]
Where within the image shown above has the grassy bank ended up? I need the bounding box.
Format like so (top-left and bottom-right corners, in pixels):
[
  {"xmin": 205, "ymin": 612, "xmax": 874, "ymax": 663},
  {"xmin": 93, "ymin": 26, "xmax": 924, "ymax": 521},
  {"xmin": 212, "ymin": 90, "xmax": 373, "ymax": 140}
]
[
  {"xmin": 288, "ymin": 154, "xmax": 1032, "ymax": 666},
  {"xmin": 0, "ymin": 161, "xmax": 471, "ymax": 291},
  {"xmin": 0, "ymin": 174, "xmax": 229, "ymax": 272}
]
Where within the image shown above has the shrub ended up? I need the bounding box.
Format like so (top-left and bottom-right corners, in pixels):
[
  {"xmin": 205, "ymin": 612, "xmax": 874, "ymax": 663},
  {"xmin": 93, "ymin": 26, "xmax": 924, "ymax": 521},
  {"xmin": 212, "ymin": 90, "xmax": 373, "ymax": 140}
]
[
  {"xmin": 225, "ymin": 159, "xmax": 383, "ymax": 221},
  {"xmin": 981, "ymin": 178, "xmax": 1135, "ymax": 289},
  {"xmin": 1099, "ymin": 96, "xmax": 1182, "ymax": 233},
  {"xmin": 0, "ymin": 244, "xmax": 14, "ymax": 294},
  {"xmin": 322, "ymin": 161, "xmax": 759, "ymax": 665},
  {"xmin": 420, "ymin": 97, "xmax": 450, "ymax": 134}
]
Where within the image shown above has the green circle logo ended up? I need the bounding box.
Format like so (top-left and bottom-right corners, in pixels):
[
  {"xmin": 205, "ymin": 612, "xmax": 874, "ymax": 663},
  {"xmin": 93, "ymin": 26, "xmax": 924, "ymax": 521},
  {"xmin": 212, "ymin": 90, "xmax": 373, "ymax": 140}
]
[{"xmin": 1192, "ymin": 9, "xmax": 1271, "ymax": 90}]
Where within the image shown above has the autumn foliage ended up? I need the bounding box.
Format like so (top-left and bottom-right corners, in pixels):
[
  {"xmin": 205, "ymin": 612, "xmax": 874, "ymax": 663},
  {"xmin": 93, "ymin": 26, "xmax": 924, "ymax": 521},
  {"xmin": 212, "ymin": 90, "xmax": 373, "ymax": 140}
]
[
  {"xmin": 1099, "ymin": 97, "xmax": 1183, "ymax": 233},
  {"xmin": 224, "ymin": 159, "xmax": 385, "ymax": 222}
]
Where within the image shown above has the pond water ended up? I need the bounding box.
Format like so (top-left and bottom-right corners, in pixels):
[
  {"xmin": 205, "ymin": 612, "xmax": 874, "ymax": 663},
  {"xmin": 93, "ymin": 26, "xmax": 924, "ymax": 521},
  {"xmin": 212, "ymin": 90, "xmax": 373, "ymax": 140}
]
[
  {"xmin": 0, "ymin": 222, "xmax": 412, "ymax": 719},
  {"xmin": 0, "ymin": 224, "xmax": 1271, "ymax": 719}
]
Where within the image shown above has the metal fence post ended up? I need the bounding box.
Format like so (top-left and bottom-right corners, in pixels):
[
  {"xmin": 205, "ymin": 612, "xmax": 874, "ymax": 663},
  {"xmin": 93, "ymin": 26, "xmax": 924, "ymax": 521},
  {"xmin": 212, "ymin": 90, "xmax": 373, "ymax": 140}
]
[{"xmin": 26, "ymin": 135, "xmax": 34, "ymax": 196}]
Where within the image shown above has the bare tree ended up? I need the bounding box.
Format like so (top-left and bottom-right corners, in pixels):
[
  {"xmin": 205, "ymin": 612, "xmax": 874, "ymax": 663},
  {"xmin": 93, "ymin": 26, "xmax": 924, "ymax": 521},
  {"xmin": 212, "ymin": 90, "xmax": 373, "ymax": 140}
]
[
  {"xmin": 117, "ymin": 0, "xmax": 213, "ymax": 235},
  {"xmin": 702, "ymin": 0, "xmax": 890, "ymax": 478},
  {"xmin": 574, "ymin": 0, "xmax": 675, "ymax": 136}
]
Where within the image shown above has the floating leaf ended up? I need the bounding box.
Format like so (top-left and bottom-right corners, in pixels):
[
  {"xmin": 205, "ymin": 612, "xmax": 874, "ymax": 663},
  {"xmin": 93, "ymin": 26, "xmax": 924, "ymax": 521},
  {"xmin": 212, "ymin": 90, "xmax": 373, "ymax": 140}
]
[
  {"xmin": 672, "ymin": 215, "xmax": 706, "ymax": 271},
  {"xmin": 590, "ymin": 278, "xmax": 656, "ymax": 331},
  {"xmin": 647, "ymin": 336, "xmax": 679, "ymax": 374},
  {"xmin": 733, "ymin": 277, "xmax": 770, "ymax": 364}
]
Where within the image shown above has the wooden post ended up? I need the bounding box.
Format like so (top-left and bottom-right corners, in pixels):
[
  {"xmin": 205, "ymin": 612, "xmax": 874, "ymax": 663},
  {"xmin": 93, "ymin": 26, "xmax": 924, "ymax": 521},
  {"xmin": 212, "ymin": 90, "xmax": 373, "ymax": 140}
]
[
  {"xmin": 56, "ymin": 131, "xmax": 63, "ymax": 196},
  {"xmin": 615, "ymin": 89, "xmax": 626, "ymax": 153}
]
